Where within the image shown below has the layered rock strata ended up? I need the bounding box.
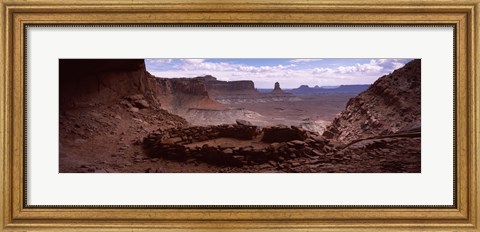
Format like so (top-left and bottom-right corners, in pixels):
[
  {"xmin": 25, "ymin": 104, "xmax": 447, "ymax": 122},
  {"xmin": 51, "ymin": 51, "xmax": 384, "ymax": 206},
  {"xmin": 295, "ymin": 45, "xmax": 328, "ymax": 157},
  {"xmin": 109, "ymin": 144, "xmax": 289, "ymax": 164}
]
[{"xmin": 324, "ymin": 59, "xmax": 421, "ymax": 143}]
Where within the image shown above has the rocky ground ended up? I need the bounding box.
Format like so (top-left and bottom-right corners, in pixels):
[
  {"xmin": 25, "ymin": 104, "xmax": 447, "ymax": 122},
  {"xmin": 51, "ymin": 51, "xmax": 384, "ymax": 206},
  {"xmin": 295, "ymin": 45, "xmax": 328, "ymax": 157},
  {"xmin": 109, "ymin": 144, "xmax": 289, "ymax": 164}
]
[{"xmin": 59, "ymin": 94, "xmax": 190, "ymax": 173}]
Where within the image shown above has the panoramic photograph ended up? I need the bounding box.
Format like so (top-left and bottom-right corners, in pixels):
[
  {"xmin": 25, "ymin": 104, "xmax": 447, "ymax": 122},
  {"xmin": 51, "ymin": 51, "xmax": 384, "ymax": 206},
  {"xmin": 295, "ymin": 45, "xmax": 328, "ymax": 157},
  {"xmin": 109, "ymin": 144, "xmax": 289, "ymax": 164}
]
[{"xmin": 59, "ymin": 58, "xmax": 421, "ymax": 173}]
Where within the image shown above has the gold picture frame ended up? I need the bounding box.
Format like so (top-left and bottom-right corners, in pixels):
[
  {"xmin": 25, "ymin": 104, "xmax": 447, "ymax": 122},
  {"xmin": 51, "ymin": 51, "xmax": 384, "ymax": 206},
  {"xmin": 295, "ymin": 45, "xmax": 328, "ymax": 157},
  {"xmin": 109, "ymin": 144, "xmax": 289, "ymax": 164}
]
[{"xmin": 1, "ymin": 0, "xmax": 479, "ymax": 231}]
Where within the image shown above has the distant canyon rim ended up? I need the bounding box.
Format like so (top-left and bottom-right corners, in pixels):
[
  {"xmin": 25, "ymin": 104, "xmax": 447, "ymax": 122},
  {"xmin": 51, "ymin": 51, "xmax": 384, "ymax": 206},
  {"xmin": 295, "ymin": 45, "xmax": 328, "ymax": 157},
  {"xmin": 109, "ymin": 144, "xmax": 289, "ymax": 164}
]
[{"xmin": 59, "ymin": 59, "xmax": 421, "ymax": 173}]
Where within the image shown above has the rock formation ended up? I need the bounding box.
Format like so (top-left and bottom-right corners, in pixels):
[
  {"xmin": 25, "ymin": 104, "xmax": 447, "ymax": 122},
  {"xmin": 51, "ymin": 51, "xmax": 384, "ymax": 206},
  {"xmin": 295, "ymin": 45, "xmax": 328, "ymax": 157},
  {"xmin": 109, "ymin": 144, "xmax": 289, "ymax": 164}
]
[
  {"xmin": 273, "ymin": 82, "xmax": 281, "ymax": 91},
  {"xmin": 324, "ymin": 59, "xmax": 421, "ymax": 143},
  {"xmin": 271, "ymin": 81, "xmax": 288, "ymax": 95},
  {"xmin": 152, "ymin": 75, "xmax": 258, "ymax": 104},
  {"xmin": 157, "ymin": 77, "xmax": 209, "ymax": 97},
  {"xmin": 198, "ymin": 77, "xmax": 296, "ymax": 104},
  {"xmin": 204, "ymin": 77, "xmax": 257, "ymax": 95},
  {"xmin": 143, "ymin": 124, "xmax": 328, "ymax": 167},
  {"xmin": 59, "ymin": 59, "xmax": 160, "ymax": 110},
  {"xmin": 59, "ymin": 59, "xmax": 189, "ymax": 173},
  {"xmin": 153, "ymin": 75, "xmax": 265, "ymax": 112},
  {"xmin": 155, "ymin": 77, "xmax": 221, "ymax": 113}
]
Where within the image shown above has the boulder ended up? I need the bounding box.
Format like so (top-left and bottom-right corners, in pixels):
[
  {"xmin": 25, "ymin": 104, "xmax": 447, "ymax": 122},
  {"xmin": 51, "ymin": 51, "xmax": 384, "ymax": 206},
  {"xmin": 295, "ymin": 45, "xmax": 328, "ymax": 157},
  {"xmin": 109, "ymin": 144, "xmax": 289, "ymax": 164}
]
[
  {"xmin": 129, "ymin": 107, "xmax": 139, "ymax": 113},
  {"xmin": 134, "ymin": 99, "xmax": 150, "ymax": 108},
  {"xmin": 236, "ymin": 119, "xmax": 253, "ymax": 126},
  {"xmin": 322, "ymin": 130, "xmax": 335, "ymax": 139},
  {"xmin": 290, "ymin": 140, "xmax": 306, "ymax": 147},
  {"xmin": 269, "ymin": 142, "xmax": 282, "ymax": 151}
]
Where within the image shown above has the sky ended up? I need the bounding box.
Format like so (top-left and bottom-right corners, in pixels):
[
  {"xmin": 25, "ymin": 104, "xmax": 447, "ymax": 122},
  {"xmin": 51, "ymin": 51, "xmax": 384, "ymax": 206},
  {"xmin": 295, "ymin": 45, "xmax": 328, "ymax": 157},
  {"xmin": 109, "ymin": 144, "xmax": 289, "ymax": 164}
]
[{"xmin": 145, "ymin": 58, "xmax": 413, "ymax": 89}]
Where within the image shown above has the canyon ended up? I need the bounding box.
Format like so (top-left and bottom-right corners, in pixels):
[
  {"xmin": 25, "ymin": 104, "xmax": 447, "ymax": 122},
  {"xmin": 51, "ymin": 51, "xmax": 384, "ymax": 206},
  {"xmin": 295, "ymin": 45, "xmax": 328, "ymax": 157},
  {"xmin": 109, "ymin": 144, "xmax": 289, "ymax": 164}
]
[{"xmin": 59, "ymin": 59, "xmax": 421, "ymax": 173}]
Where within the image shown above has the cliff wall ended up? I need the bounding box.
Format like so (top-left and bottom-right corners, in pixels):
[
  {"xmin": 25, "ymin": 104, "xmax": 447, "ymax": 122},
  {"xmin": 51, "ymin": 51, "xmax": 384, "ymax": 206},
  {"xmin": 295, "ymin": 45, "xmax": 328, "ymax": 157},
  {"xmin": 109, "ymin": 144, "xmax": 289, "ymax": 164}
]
[
  {"xmin": 59, "ymin": 59, "xmax": 159, "ymax": 110},
  {"xmin": 324, "ymin": 59, "xmax": 421, "ymax": 143}
]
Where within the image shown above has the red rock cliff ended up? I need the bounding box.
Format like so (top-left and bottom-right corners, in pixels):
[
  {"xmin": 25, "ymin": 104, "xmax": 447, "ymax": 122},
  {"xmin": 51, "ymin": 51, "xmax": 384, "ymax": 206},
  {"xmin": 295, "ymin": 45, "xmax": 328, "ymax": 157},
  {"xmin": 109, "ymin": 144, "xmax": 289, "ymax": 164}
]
[
  {"xmin": 156, "ymin": 77, "xmax": 209, "ymax": 97},
  {"xmin": 59, "ymin": 59, "xmax": 159, "ymax": 110},
  {"xmin": 324, "ymin": 59, "xmax": 421, "ymax": 143},
  {"xmin": 155, "ymin": 76, "xmax": 221, "ymax": 112},
  {"xmin": 199, "ymin": 76, "xmax": 258, "ymax": 96}
]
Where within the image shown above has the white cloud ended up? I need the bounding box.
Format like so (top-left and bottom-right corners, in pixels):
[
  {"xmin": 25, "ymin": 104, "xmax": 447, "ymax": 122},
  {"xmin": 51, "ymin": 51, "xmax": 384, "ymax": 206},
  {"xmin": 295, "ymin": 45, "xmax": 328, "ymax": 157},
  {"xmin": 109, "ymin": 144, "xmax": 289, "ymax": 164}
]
[
  {"xmin": 236, "ymin": 64, "xmax": 295, "ymax": 73},
  {"xmin": 371, "ymin": 59, "xmax": 388, "ymax": 64},
  {"xmin": 145, "ymin": 58, "xmax": 172, "ymax": 64},
  {"xmin": 335, "ymin": 60, "xmax": 383, "ymax": 74},
  {"xmin": 181, "ymin": 59, "xmax": 205, "ymax": 64},
  {"xmin": 392, "ymin": 61, "xmax": 406, "ymax": 70},
  {"xmin": 357, "ymin": 61, "xmax": 383, "ymax": 72},
  {"xmin": 176, "ymin": 60, "xmax": 296, "ymax": 75},
  {"xmin": 178, "ymin": 60, "xmax": 235, "ymax": 72},
  {"xmin": 337, "ymin": 66, "xmax": 358, "ymax": 74},
  {"xmin": 290, "ymin": 59, "xmax": 322, "ymax": 63},
  {"xmin": 312, "ymin": 67, "xmax": 333, "ymax": 74},
  {"xmin": 145, "ymin": 59, "xmax": 174, "ymax": 72}
]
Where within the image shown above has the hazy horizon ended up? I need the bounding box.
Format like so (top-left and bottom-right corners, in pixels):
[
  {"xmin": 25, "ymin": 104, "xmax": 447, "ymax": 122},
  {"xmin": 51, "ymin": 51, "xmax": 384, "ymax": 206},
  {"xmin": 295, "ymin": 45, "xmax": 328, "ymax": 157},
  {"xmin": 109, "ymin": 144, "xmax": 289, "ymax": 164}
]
[{"xmin": 146, "ymin": 58, "xmax": 413, "ymax": 89}]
